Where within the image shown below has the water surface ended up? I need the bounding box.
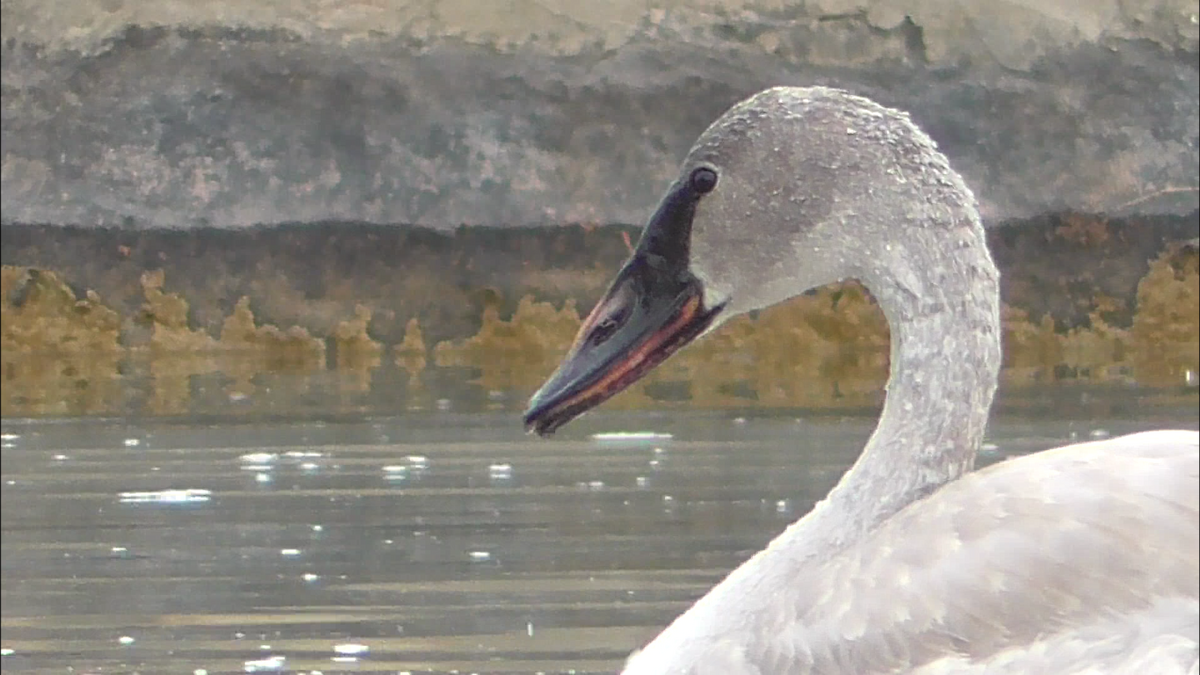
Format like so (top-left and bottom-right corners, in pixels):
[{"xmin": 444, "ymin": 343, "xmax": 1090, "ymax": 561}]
[{"xmin": 2, "ymin": 381, "xmax": 1197, "ymax": 674}]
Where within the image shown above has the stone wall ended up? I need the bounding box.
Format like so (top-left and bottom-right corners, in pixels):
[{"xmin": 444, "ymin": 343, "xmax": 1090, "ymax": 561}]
[{"xmin": 3, "ymin": 0, "xmax": 1198, "ymax": 229}]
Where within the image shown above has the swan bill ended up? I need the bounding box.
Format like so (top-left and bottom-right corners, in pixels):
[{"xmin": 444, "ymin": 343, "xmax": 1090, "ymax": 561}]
[
  {"xmin": 523, "ymin": 255, "xmax": 721, "ymax": 437},
  {"xmin": 525, "ymin": 163, "xmax": 726, "ymax": 436}
]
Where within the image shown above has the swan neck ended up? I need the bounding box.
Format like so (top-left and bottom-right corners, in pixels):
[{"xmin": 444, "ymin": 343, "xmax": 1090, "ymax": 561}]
[
  {"xmin": 620, "ymin": 231, "xmax": 1003, "ymax": 673},
  {"xmin": 818, "ymin": 232, "xmax": 1002, "ymax": 545}
]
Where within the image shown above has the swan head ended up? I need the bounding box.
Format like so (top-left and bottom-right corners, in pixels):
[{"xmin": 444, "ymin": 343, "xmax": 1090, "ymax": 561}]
[
  {"xmin": 524, "ymin": 86, "xmax": 979, "ymax": 436},
  {"xmin": 524, "ymin": 163, "xmax": 728, "ymax": 436}
]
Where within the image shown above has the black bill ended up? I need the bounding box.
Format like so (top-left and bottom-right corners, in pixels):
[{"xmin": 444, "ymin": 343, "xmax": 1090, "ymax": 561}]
[{"xmin": 523, "ymin": 176, "xmax": 724, "ymax": 436}]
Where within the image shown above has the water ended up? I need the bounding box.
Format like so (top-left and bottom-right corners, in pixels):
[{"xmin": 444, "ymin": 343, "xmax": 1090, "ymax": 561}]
[{"xmin": 2, "ymin": 382, "xmax": 1197, "ymax": 674}]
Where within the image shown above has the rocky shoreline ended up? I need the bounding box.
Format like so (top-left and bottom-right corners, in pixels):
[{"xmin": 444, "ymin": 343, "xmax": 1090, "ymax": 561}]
[{"xmin": 3, "ymin": 214, "xmax": 1196, "ymax": 417}]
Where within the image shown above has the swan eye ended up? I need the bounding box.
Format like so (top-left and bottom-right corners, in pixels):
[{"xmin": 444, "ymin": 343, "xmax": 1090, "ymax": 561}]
[
  {"xmin": 689, "ymin": 167, "xmax": 718, "ymax": 194},
  {"xmin": 590, "ymin": 315, "xmax": 623, "ymax": 345}
]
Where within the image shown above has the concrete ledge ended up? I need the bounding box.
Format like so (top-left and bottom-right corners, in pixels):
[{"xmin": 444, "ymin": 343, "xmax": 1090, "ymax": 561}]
[{"xmin": 2, "ymin": 1, "xmax": 1197, "ymax": 228}]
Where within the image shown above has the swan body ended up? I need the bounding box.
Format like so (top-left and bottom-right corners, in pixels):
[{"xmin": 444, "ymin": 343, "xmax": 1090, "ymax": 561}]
[
  {"xmin": 523, "ymin": 86, "xmax": 1200, "ymax": 674},
  {"xmin": 624, "ymin": 429, "xmax": 1199, "ymax": 675}
]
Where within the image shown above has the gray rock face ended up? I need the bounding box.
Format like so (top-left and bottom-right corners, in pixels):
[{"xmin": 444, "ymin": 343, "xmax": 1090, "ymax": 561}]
[{"xmin": 1, "ymin": 0, "xmax": 1197, "ymax": 229}]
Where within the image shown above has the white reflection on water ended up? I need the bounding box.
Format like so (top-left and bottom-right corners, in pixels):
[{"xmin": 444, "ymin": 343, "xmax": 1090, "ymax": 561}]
[
  {"xmin": 488, "ymin": 463, "xmax": 514, "ymax": 481},
  {"xmin": 590, "ymin": 431, "xmax": 674, "ymax": 442},
  {"xmin": 119, "ymin": 488, "xmax": 213, "ymax": 505}
]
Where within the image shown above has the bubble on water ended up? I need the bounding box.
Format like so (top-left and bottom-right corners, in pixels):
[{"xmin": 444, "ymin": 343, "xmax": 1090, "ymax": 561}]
[
  {"xmin": 1088, "ymin": 429, "xmax": 1111, "ymax": 440},
  {"xmin": 255, "ymin": 473, "xmax": 272, "ymax": 484},
  {"xmin": 280, "ymin": 548, "xmax": 301, "ymax": 557},
  {"xmin": 406, "ymin": 455, "xmax": 429, "ymax": 469},
  {"xmin": 468, "ymin": 551, "xmax": 492, "ymax": 562},
  {"xmin": 118, "ymin": 635, "xmax": 135, "ymax": 645},
  {"xmin": 0, "ymin": 433, "xmax": 18, "ymax": 441},
  {"xmin": 311, "ymin": 525, "xmax": 323, "ymax": 532},
  {"xmin": 333, "ymin": 643, "xmax": 369, "ymax": 656},
  {"xmin": 775, "ymin": 499, "xmax": 791, "ymax": 514},
  {"xmin": 732, "ymin": 417, "xmax": 747, "ymax": 425},
  {"xmin": 383, "ymin": 465, "xmax": 409, "ymax": 481},
  {"xmin": 243, "ymin": 655, "xmax": 286, "ymax": 672},
  {"xmin": 979, "ymin": 443, "xmax": 1003, "ymax": 459},
  {"xmin": 488, "ymin": 463, "xmax": 513, "ymax": 480},
  {"xmin": 635, "ymin": 476, "xmax": 649, "ymax": 488},
  {"xmin": 52, "ymin": 454, "xmax": 69, "ymax": 461},
  {"xmin": 241, "ymin": 452, "xmax": 276, "ymax": 463},
  {"xmin": 123, "ymin": 438, "xmax": 141, "ymax": 447},
  {"xmin": 303, "ymin": 573, "xmax": 320, "ymax": 582},
  {"xmin": 0, "ymin": 648, "xmax": 13, "ymax": 656}
]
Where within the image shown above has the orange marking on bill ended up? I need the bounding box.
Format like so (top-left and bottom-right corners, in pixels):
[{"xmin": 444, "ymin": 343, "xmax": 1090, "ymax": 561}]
[
  {"xmin": 621, "ymin": 231, "xmax": 634, "ymax": 254},
  {"xmin": 552, "ymin": 295, "xmax": 701, "ymax": 412}
]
